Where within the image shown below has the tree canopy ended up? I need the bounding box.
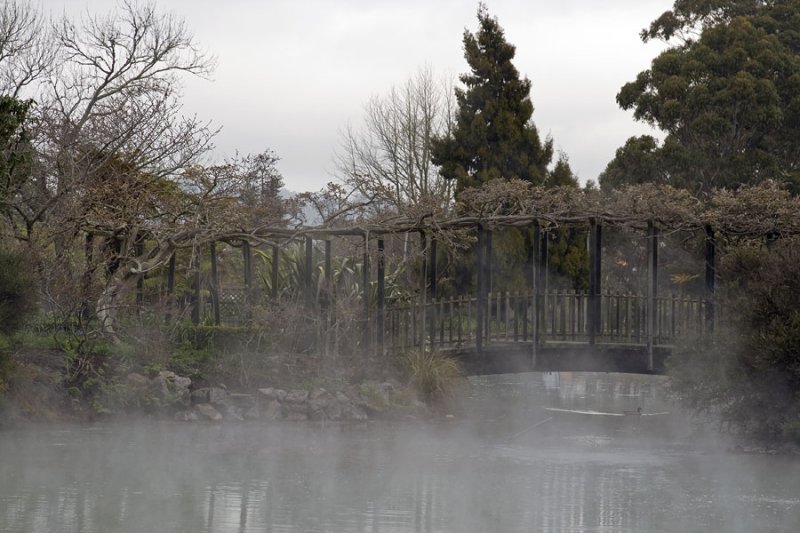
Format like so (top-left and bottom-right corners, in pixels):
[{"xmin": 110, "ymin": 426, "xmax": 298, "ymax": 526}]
[
  {"xmin": 601, "ymin": 0, "xmax": 800, "ymax": 192},
  {"xmin": 431, "ymin": 4, "xmax": 553, "ymax": 194}
]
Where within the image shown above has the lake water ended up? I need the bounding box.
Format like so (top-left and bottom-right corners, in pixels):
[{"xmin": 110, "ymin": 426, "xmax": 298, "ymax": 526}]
[{"xmin": 2, "ymin": 372, "xmax": 800, "ymax": 532}]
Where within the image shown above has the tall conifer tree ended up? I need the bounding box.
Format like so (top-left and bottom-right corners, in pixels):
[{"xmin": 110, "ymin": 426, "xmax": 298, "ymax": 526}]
[{"xmin": 432, "ymin": 4, "xmax": 553, "ymax": 194}]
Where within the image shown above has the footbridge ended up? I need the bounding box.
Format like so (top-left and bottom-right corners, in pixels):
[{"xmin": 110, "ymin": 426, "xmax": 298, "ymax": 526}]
[{"xmin": 197, "ymin": 218, "xmax": 719, "ymax": 376}]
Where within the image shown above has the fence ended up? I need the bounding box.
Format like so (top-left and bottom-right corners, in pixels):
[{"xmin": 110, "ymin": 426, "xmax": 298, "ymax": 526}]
[{"xmin": 385, "ymin": 290, "xmax": 715, "ymax": 353}]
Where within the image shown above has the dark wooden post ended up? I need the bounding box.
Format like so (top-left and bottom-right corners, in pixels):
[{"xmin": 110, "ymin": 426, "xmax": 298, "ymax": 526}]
[
  {"xmin": 476, "ymin": 225, "xmax": 486, "ymax": 355},
  {"xmin": 323, "ymin": 239, "xmax": 333, "ymax": 356},
  {"xmin": 538, "ymin": 225, "xmax": 548, "ymax": 346},
  {"xmin": 647, "ymin": 222, "xmax": 659, "ymax": 371},
  {"xmin": 428, "ymin": 233, "xmax": 437, "ymax": 350},
  {"xmin": 419, "ymin": 231, "xmax": 427, "ymax": 348},
  {"xmin": 304, "ymin": 236, "xmax": 313, "ymax": 309},
  {"xmin": 135, "ymin": 237, "xmax": 144, "ymax": 310},
  {"xmin": 377, "ymin": 237, "xmax": 385, "ymax": 356},
  {"xmin": 705, "ymin": 225, "xmax": 716, "ymax": 332},
  {"xmin": 588, "ymin": 220, "xmax": 602, "ymax": 344},
  {"xmin": 165, "ymin": 253, "xmax": 176, "ymax": 324},
  {"xmin": 270, "ymin": 244, "xmax": 279, "ymax": 300},
  {"xmin": 192, "ymin": 247, "xmax": 201, "ymax": 325},
  {"xmin": 323, "ymin": 240, "xmax": 332, "ymax": 310},
  {"xmin": 363, "ymin": 233, "xmax": 371, "ymax": 353},
  {"xmin": 210, "ymin": 241, "xmax": 220, "ymax": 326},
  {"xmin": 486, "ymin": 229, "xmax": 494, "ymax": 295},
  {"xmin": 429, "ymin": 235, "xmax": 437, "ymax": 301},
  {"xmin": 242, "ymin": 241, "xmax": 253, "ymax": 291},
  {"xmin": 529, "ymin": 223, "xmax": 540, "ymax": 368}
]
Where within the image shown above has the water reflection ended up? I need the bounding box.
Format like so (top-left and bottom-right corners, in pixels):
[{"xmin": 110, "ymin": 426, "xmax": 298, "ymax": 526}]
[{"xmin": 2, "ymin": 373, "xmax": 800, "ymax": 532}]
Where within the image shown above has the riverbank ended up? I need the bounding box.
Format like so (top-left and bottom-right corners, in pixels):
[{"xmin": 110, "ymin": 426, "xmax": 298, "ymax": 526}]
[{"xmin": 0, "ymin": 346, "xmax": 443, "ymax": 427}]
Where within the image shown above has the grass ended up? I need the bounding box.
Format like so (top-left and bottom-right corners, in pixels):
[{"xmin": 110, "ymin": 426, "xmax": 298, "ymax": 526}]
[{"xmin": 403, "ymin": 349, "xmax": 462, "ymax": 401}]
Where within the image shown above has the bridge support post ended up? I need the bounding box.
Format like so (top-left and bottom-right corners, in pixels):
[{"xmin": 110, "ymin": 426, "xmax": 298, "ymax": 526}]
[
  {"xmin": 419, "ymin": 231, "xmax": 427, "ymax": 349},
  {"xmin": 192, "ymin": 245, "xmax": 202, "ymax": 324},
  {"xmin": 705, "ymin": 225, "xmax": 716, "ymax": 333},
  {"xmin": 324, "ymin": 240, "xmax": 332, "ymax": 356},
  {"xmin": 210, "ymin": 241, "xmax": 220, "ymax": 326},
  {"xmin": 165, "ymin": 253, "xmax": 176, "ymax": 325},
  {"xmin": 588, "ymin": 220, "xmax": 602, "ymax": 345},
  {"xmin": 476, "ymin": 225, "xmax": 488, "ymax": 355},
  {"xmin": 242, "ymin": 241, "xmax": 253, "ymax": 291},
  {"xmin": 531, "ymin": 223, "xmax": 544, "ymax": 369},
  {"xmin": 362, "ymin": 232, "xmax": 371, "ymax": 354},
  {"xmin": 270, "ymin": 244, "xmax": 280, "ymax": 300},
  {"xmin": 647, "ymin": 222, "xmax": 659, "ymax": 371},
  {"xmin": 429, "ymin": 234, "xmax": 437, "ymax": 351},
  {"xmin": 377, "ymin": 238, "xmax": 385, "ymax": 357},
  {"xmin": 305, "ymin": 236, "xmax": 313, "ymax": 309}
]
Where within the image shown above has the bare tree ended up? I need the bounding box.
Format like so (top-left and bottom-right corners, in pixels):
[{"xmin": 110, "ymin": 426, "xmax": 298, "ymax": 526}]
[
  {"xmin": 0, "ymin": 1, "xmax": 223, "ymax": 336},
  {"xmin": 334, "ymin": 66, "xmax": 455, "ymax": 217},
  {"xmin": 0, "ymin": 0, "xmax": 56, "ymax": 98}
]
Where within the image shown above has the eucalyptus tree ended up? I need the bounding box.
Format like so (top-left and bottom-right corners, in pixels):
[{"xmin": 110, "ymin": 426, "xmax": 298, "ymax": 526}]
[{"xmin": 602, "ymin": 0, "xmax": 800, "ymax": 192}]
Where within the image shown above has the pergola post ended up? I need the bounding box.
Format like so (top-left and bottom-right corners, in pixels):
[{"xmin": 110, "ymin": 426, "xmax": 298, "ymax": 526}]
[
  {"xmin": 362, "ymin": 232, "xmax": 371, "ymax": 353},
  {"xmin": 210, "ymin": 241, "xmax": 220, "ymax": 326},
  {"xmin": 588, "ymin": 219, "xmax": 602, "ymax": 344},
  {"xmin": 165, "ymin": 253, "xmax": 176, "ymax": 325},
  {"xmin": 476, "ymin": 225, "xmax": 486, "ymax": 355},
  {"xmin": 270, "ymin": 244, "xmax": 279, "ymax": 300},
  {"xmin": 242, "ymin": 241, "xmax": 253, "ymax": 291},
  {"xmin": 135, "ymin": 236, "xmax": 144, "ymax": 311},
  {"xmin": 529, "ymin": 223, "xmax": 540, "ymax": 368},
  {"xmin": 647, "ymin": 222, "xmax": 659, "ymax": 371},
  {"xmin": 419, "ymin": 231, "xmax": 427, "ymax": 348},
  {"xmin": 191, "ymin": 246, "xmax": 201, "ymax": 325},
  {"xmin": 324, "ymin": 239, "xmax": 333, "ymax": 356},
  {"xmin": 428, "ymin": 233, "xmax": 437, "ymax": 350},
  {"xmin": 304, "ymin": 236, "xmax": 313, "ymax": 309},
  {"xmin": 705, "ymin": 225, "xmax": 716, "ymax": 332},
  {"xmin": 377, "ymin": 238, "xmax": 385, "ymax": 357},
  {"xmin": 429, "ymin": 235, "xmax": 437, "ymax": 300}
]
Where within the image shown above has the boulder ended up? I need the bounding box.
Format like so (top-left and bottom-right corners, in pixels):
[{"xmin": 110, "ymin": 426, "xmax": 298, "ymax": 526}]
[
  {"xmin": 284, "ymin": 389, "xmax": 309, "ymax": 404},
  {"xmin": 324, "ymin": 400, "xmax": 344, "ymax": 421},
  {"xmin": 191, "ymin": 388, "xmax": 210, "ymax": 404},
  {"xmin": 227, "ymin": 393, "xmax": 255, "ymax": 409},
  {"xmin": 208, "ymin": 387, "xmax": 228, "ymax": 406},
  {"xmin": 174, "ymin": 410, "xmax": 199, "ymax": 422},
  {"xmin": 308, "ymin": 389, "xmax": 335, "ymax": 421},
  {"xmin": 284, "ymin": 401, "xmax": 309, "ymax": 419},
  {"xmin": 224, "ymin": 405, "xmax": 245, "ymax": 422},
  {"xmin": 126, "ymin": 373, "xmax": 149, "ymax": 387},
  {"xmin": 343, "ymin": 404, "xmax": 368, "ymax": 421},
  {"xmin": 257, "ymin": 387, "xmax": 287, "ymax": 402},
  {"xmin": 285, "ymin": 410, "xmax": 309, "ymax": 421},
  {"xmin": 195, "ymin": 403, "xmax": 223, "ymax": 422},
  {"xmin": 260, "ymin": 399, "xmax": 283, "ymax": 421}
]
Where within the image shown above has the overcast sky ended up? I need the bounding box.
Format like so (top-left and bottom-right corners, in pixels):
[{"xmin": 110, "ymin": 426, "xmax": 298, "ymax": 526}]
[{"xmin": 55, "ymin": 0, "xmax": 674, "ymax": 192}]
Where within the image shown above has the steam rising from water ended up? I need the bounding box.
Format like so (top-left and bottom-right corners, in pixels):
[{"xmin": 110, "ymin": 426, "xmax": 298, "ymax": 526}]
[{"xmin": 2, "ymin": 373, "xmax": 800, "ymax": 532}]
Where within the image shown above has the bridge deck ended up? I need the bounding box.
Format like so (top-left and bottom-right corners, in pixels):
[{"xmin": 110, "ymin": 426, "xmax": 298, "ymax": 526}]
[{"xmin": 444, "ymin": 341, "xmax": 671, "ymax": 375}]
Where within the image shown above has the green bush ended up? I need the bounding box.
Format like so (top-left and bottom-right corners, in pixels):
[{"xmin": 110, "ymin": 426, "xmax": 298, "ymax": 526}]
[
  {"xmin": 0, "ymin": 250, "xmax": 36, "ymax": 336},
  {"xmin": 667, "ymin": 239, "xmax": 800, "ymax": 443}
]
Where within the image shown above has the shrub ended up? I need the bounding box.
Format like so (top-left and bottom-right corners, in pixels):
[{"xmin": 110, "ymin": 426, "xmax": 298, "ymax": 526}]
[
  {"xmin": 403, "ymin": 349, "xmax": 461, "ymax": 401},
  {"xmin": 0, "ymin": 250, "xmax": 36, "ymax": 336},
  {"xmin": 667, "ymin": 239, "xmax": 800, "ymax": 443}
]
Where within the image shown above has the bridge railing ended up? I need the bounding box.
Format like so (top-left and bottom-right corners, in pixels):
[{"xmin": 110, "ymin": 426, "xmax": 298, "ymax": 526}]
[{"xmin": 385, "ymin": 290, "xmax": 715, "ymax": 352}]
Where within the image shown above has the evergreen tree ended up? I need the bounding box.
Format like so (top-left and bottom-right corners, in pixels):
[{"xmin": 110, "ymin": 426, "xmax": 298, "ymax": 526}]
[
  {"xmin": 432, "ymin": 4, "xmax": 553, "ymax": 194},
  {"xmin": 603, "ymin": 0, "xmax": 800, "ymax": 192},
  {"xmin": 0, "ymin": 96, "xmax": 33, "ymax": 212}
]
